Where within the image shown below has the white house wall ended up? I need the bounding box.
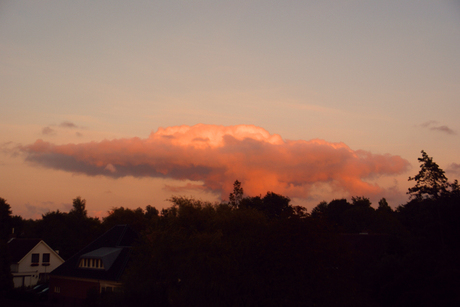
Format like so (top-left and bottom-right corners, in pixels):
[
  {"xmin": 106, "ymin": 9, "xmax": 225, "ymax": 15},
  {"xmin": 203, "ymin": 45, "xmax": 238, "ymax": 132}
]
[{"xmin": 12, "ymin": 241, "xmax": 64, "ymax": 288}]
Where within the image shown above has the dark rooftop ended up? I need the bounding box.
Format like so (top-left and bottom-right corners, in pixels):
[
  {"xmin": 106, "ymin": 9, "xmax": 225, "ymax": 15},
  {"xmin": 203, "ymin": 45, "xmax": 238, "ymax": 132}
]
[
  {"xmin": 50, "ymin": 225, "xmax": 138, "ymax": 282},
  {"xmin": 8, "ymin": 238, "xmax": 42, "ymax": 263}
]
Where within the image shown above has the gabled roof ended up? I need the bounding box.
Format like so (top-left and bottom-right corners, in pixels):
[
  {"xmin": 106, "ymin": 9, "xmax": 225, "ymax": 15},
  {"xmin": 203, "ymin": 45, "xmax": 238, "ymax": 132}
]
[
  {"xmin": 8, "ymin": 238, "xmax": 42, "ymax": 263},
  {"xmin": 50, "ymin": 225, "xmax": 138, "ymax": 282},
  {"xmin": 8, "ymin": 238, "xmax": 65, "ymax": 264}
]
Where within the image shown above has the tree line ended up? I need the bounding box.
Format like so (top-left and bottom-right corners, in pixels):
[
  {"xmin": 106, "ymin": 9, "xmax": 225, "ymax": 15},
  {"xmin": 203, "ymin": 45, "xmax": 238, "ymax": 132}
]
[{"xmin": 1, "ymin": 150, "xmax": 460, "ymax": 306}]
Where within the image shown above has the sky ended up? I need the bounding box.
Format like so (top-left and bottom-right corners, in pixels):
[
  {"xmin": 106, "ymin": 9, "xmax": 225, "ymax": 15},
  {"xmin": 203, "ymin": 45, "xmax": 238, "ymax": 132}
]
[{"xmin": 1, "ymin": 0, "xmax": 459, "ymax": 219}]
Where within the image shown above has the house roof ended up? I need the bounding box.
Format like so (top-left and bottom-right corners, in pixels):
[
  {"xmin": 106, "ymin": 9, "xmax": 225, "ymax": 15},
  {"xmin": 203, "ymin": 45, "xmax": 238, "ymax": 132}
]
[
  {"xmin": 8, "ymin": 238, "xmax": 42, "ymax": 263},
  {"xmin": 50, "ymin": 225, "xmax": 138, "ymax": 282},
  {"xmin": 8, "ymin": 238, "xmax": 65, "ymax": 264},
  {"xmin": 80, "ymin": 247, "xmax": 123, "ymax": 271}
]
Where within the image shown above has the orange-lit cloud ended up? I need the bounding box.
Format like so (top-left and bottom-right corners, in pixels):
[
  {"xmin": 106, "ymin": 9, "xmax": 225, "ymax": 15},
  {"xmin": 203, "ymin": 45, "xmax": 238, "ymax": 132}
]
[{"xmin": 21, "ymin": 124, "xmax": 410, "ymax": 199}]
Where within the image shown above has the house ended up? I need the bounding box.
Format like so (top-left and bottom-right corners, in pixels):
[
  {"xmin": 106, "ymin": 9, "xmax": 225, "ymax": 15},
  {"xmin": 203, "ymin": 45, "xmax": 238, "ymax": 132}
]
[
  {"xmin": 49, "ymin": 225, "xmax": 138, "ymax": 305},
  {"xmin": 8, "ymin": 238, "xmax": 65, "ymax": 288}
]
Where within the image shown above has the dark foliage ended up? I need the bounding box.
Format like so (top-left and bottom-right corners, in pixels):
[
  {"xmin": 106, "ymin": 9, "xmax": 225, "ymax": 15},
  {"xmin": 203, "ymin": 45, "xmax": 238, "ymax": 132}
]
[
  {"xmin": 408, "ymin": 150, "xmax": 458, "ymax": 200},
  {"xmin": 2, "ymin": 151, "xmax": 460, "ymax": 306},
  {"xmin": 123, "ymin": 197, "xmax": 361, "ymax": 307},
  {"xmin": 11, "ymin": 197, "xmax": 103, "ymax": 260},
  {"xmin": 0, "ymin": 198, "xmax": 14, "ymax": 295}
]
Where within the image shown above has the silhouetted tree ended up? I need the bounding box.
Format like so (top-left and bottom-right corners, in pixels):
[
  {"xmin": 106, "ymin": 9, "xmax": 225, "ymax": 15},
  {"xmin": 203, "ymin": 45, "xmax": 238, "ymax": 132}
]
[
  {"xmin": 325, "ymin": 198, "xmax": 352, "ymax": 230},
  {"xmin": 342, "ymin": 197, "xmax": 375, "ymax": 233},
  {"xmin": 123, "ymin": 196, "xmax": 357, "ymax": 307},
  {"xmin": 144, "ymin": 205, "xmax": 159, "ymax": 221},
  {"xmin": 351, "ymin": 196, "xmax": 372, "ymax": 208},
  {"xmin": 408, "ymin": 150, "xmax": 450, "ymax": 200},
  {"xmin": 373, "ymin": 198, "xmax": 403, "ymax": 235},
  {"xmin": 239, "ymin": 192, "xmax": 297, "ymax": 219},
  {"xmin": 377, "ymin": 198, "xmax": 392, "ymax": 213},
  {"xmin": 69, "ymin": 196, "xmax": 87, "ymax": 219},
  {"xmin": 0, "ymin": 198, "xmax": 13, "ymax": 295},
  {"xmin": 229, "ymin": 180, "xmax": 244, "ymax": 208},
  {"xmin": 311, "ymin": 201, "xmax": 328, "ymax": 218},
  {"xmin": 26, "ymin": 197, "xmax": 102, "ymax": 259},
  {"xmin": 0, "ymin": 198, "xmax": 12, "ymax": 240},
  {"xmin": 383, "ymin": 152, "xmax": 460, "ymax": 306},
  {"xmin": 103, "ymin": 207, "xmax": 146, "ymax": 233}
]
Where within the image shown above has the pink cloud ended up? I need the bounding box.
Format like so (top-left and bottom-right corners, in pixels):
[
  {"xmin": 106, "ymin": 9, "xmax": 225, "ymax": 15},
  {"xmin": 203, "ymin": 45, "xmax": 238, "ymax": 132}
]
[{"xmin": 22, "ymin": 124, "xmax": 409, "ymax": 199}]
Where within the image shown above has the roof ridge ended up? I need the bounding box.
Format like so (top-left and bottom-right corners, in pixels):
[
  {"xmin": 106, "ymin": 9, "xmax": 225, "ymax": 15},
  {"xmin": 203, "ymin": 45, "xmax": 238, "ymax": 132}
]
[
  {"xmin": 8, "ymin": 238, "xmax": 45, "ymax": 263},
  {"xmin": 116, "ymin": 225, "xmax": 128, "ymax": 247}
]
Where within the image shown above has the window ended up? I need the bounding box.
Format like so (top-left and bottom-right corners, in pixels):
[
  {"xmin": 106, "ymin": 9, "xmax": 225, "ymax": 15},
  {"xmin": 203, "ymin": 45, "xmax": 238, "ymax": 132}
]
[
  {"xmin": 31, "ymin": 253, "xmax": 39, "ymax": 266},
  {"xmin": 42, "ymin": 253, "xmax": 50, "ymax": 265},
  {"xmin": 79, "ymin": 258, "xmax": 104, "ymax": 269}
]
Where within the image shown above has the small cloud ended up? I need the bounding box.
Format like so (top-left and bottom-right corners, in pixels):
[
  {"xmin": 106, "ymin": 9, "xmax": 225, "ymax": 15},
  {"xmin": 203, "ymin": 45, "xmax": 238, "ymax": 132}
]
[
  {"xmin": 420, "ymin": 121, "xmax": 456, "ymax": 135},
  {"xmin": 42, "ymin": 126, "xmax": 56, "ymax": 135},
  {"xmin": 24, "ymin": 203, "xmax": 50, "ymax": 216},
  {"xmin": 431, "ymin": 125, "xmax": 456, "ymax": 135},
  {"xmin": 0, "ymin": 141, "xmax": 21, "ymax": 157},
  {"xmin": 62, "ymin": 202, "xmax": 72, "ymax": 211},
  {"xmin": 41, "ymin": 121, "xmax": 85, "ymax": 137},
  {"xmin": 59, "ymin": 121, "xmax": 78, "ymax": 128},
  {"xmin": 447, "ymin": 163, "xmax": 460, "ymax": 177},
  {"xmin": 421, "ymin": 120, "xmax": 438, "ymax": 128},
  {"xmin": 105, "ymin": 164, "xmax": 116, "ymax": 173},
  {"xmin": 0, "ymin": 141, "xmax": 13, "ymax": 154},
  {"xmin": 164, "ymin": 183, "xmax": 208, "ymax": 193},
  {"xmin": 89, "ymin": 210, "xmax": 105, "ymax": 219}
]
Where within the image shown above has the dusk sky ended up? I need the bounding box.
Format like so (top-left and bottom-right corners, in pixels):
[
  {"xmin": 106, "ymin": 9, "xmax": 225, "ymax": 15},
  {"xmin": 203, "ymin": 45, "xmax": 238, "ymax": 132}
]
[{"xmin": 1, "ymin": 1, "xmax": 459, "ymax": 219}]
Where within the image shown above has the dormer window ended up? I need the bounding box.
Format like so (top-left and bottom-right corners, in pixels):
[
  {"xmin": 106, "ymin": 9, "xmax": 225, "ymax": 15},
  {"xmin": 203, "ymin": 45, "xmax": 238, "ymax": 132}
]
[
  {"xmin": 79, "ymin": 258, "xmax": 104, "ymax": 269},
  {"xmin": 78, "ymin": 247, "xmax": 122, "ymax": 271}
]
